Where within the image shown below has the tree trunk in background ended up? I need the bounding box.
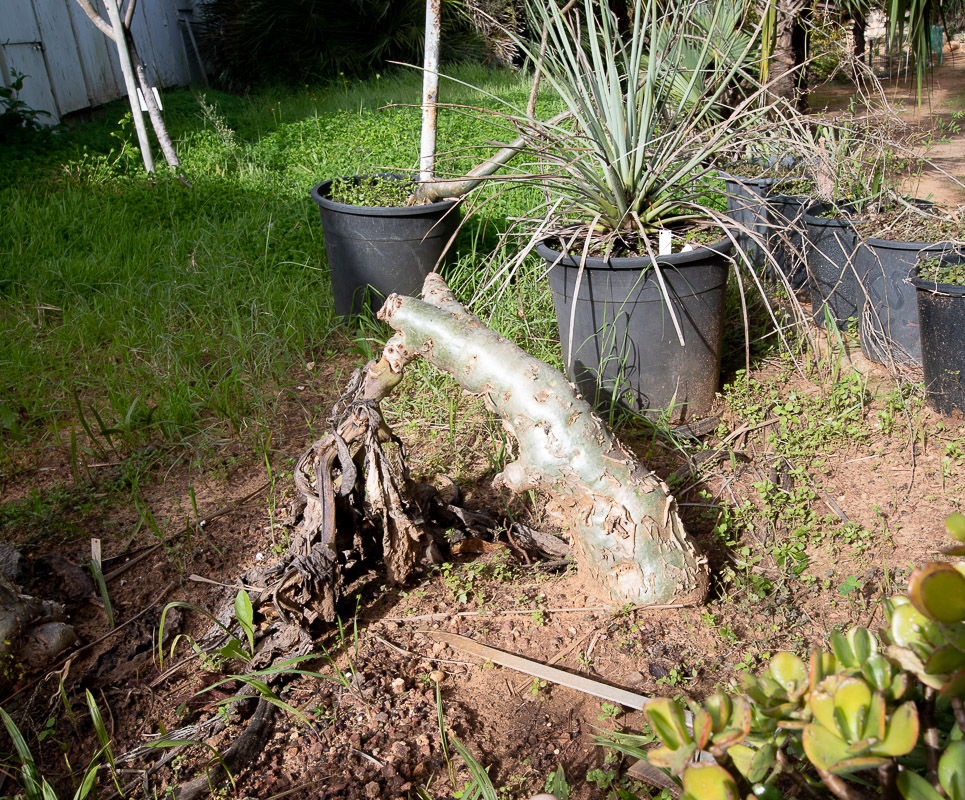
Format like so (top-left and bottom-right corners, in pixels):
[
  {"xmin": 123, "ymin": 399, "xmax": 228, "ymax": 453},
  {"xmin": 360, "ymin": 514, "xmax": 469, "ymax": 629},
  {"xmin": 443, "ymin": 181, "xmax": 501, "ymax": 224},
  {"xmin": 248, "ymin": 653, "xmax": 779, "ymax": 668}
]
[
  {"xmin": 770, "ymin": 0, "xmax": 811, "ymax": 112},
  {"xmin": 852, "ymin": 14, "xmax": 867, "ymax": 59}
]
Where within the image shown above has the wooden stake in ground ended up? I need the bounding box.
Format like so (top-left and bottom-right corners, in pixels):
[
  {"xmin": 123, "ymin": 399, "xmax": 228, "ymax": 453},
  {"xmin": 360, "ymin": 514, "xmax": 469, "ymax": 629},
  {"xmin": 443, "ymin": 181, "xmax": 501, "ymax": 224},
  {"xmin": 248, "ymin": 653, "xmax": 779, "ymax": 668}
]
[{"xmin": 376, "ymin": 273, "xmax": 709, "ymax": 606}]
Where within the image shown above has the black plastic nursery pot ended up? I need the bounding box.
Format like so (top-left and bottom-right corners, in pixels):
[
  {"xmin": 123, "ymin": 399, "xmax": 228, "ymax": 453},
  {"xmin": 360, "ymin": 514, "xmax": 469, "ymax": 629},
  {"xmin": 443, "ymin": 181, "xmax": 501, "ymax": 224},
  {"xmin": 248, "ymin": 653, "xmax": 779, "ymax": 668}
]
[
  {"xmin": 721, "ymin": 173, "xmax": 774, "ymax": 268},
  {"xmin": 854, "ymin": 236, "xmax": 945, "ymax": 366},
  {"xmin": 911, "ymin": 260, "xmax": 965, "ymax": 417},
  {"xmin": 766, "ymin": 194, "xmax": 810, "ymax": 291},
  {"xmin": 310, "ymin": 177, "xmax": 460, "ymax": 317},
  {"xmin": 803, "ymin": 202, "xmax": 864, "ymax": 329},
  {"xmin": 538, "ymin": 237, "xmax": 731, "ymax": 424}
]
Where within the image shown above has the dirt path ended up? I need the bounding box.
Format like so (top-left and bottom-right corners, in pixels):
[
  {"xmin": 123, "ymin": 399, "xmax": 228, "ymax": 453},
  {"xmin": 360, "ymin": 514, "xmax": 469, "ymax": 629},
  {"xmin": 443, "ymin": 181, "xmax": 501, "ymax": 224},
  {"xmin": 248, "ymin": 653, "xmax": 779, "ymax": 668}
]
[{"xmin": 811, "ymin": 47, "xmax": 965, "ymax": 205}]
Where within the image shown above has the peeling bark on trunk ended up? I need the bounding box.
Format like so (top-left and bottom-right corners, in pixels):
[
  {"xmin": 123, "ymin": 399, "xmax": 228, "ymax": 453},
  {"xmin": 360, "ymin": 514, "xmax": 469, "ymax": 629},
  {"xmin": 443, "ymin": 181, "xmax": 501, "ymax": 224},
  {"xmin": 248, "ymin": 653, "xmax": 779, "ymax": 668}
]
[{"xmin": 377, "ymin": 273, "xmax": 709, "ymax": 607}]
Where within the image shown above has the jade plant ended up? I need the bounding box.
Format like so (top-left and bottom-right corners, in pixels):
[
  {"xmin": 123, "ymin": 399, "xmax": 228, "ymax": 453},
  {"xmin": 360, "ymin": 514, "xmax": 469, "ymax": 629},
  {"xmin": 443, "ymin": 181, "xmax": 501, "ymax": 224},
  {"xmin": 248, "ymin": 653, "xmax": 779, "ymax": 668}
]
[{"xmin": 604, "ymin": 512, "xmax": 965, "ymax": 800}]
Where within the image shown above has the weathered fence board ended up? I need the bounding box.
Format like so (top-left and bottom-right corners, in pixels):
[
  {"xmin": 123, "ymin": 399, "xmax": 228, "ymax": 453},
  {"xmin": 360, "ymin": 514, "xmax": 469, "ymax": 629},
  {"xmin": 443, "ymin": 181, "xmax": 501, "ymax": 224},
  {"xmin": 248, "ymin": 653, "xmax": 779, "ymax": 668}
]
[{"xmin": 0, "ymin": 0, "xmax": 197, "ymax": 123}]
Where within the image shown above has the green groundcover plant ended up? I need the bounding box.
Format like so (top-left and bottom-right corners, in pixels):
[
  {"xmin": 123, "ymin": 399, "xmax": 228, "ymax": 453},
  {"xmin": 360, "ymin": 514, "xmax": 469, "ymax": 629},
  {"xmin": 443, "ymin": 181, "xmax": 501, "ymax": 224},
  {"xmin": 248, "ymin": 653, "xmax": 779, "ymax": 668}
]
[{"xmin": 918, "ymin": 256, "xmax": 965, "ymax": 287}]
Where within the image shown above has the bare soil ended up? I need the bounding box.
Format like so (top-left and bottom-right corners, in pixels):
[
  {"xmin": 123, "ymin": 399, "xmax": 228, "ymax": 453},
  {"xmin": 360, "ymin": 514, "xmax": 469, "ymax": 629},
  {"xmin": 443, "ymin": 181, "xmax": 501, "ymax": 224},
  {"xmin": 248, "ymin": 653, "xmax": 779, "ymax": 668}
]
[{"xmin": 3, "ymin": 57, "xmax": 965, "ymax": 800}]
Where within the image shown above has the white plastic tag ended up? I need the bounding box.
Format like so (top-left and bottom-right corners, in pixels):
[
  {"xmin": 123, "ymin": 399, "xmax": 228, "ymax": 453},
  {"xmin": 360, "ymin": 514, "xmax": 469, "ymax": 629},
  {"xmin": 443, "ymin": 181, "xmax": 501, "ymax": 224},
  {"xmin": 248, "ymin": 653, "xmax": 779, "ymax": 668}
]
[
  {"xmin": 658, "ymin": 229, "xmax": 672, "ymax": 255},
  {"xmin": 136, "ymin": 87, "xmax": 163, "ymax": 111}
]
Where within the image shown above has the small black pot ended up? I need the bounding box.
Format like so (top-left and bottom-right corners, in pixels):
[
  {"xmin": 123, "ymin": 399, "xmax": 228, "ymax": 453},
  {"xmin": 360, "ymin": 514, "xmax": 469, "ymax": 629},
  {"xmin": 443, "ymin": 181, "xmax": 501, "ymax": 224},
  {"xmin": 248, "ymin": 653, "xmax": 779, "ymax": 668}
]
[
  {"xmin": 803, "ymin": 202, "xmax": 864, "ymax": 329},
  {"xmin": 310, "ymin": 176, "xmax": 459, "ymax": 317},
  {"xmin": 538, "ymin": 237, "xmax": 731, "ymax": 423},
  {"xmin": 911, "ymin": 257, "xmax": 965, "ymax": 417}
]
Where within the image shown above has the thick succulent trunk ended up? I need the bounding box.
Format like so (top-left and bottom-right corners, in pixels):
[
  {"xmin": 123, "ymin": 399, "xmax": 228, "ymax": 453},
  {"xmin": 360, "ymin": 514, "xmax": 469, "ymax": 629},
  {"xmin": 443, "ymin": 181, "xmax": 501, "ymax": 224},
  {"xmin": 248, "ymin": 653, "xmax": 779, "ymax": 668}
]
[{"xmin": 377, "ymin": 273, "xmax": 709, "ymax": 606}]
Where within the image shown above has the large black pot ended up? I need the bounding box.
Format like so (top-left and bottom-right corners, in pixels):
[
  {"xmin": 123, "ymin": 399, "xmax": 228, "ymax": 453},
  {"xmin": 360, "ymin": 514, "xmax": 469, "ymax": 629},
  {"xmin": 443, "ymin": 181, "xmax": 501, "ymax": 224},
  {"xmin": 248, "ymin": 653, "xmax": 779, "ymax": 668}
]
[
  {"xmin": 722, "ymin": 173, "xmax": 774, "ymax": 268},
  {"xmin": 911, "ymin": 258, "xmax": 965, "ymax": 417},
  {"xmin": 311, "ymin": 176, "xmax": 459, "ymax": 317},
  {"xmin": 855, "ymin": 236, "xmax": 945, "ymax": 365},
  {"xmin": 804, "ymin": 202, "xmax": 864, "ymax": 329},
  {"xmin": 538, "ymin": 237, "xmax": 731, "ymax": 423}
]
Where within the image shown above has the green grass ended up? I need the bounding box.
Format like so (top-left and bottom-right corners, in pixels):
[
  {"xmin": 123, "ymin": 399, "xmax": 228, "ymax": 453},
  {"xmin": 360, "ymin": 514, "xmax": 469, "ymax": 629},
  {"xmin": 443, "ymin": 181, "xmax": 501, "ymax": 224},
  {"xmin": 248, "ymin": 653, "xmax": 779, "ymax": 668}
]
[{"xmin": 0, "ymin": 65, "xmax": 561, "ymax": 460}]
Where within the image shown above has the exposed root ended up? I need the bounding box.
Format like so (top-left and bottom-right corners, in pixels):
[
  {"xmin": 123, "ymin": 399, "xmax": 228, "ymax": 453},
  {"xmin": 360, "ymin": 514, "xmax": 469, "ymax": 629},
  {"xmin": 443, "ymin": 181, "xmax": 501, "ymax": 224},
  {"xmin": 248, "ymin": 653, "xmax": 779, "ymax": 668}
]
[{"xmin": 171, "ymin": 698, "xmax": 276, "ymax": 800}]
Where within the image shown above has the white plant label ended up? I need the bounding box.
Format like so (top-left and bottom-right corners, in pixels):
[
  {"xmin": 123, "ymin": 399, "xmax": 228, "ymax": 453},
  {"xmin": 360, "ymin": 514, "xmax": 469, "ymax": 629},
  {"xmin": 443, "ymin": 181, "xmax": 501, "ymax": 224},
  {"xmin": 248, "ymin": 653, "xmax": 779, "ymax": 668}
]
[
  {"xmin": 658, "ymin": 229, "xmax": 672, "ymax": 255},
  {"xmin": 136, "ymin": 87, "xmax": 163, "ymax": 112}
]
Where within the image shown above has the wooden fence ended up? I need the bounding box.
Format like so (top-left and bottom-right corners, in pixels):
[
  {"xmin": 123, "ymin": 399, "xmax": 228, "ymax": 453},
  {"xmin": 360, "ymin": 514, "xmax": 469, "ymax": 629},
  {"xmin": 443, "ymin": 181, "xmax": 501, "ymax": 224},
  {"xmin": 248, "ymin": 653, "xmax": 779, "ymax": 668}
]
[{"xmin": 0, "ymin": 0, "xmax": 201, "ymax": 124}]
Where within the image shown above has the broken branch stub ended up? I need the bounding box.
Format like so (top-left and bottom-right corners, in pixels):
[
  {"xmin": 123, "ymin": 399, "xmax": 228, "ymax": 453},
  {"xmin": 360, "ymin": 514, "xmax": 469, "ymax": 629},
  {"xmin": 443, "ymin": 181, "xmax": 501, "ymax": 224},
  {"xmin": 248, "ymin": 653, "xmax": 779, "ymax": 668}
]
[{"xmin": 378, "ymin": 273, "xmax": 709, "ymax": 607}]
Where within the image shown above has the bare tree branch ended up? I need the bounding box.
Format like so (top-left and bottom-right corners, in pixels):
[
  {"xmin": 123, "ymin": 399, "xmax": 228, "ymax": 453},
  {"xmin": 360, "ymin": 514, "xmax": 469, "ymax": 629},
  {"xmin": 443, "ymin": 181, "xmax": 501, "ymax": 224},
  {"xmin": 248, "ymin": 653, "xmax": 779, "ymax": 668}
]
[
  {"xmin": 72, "ymin": 0, "xmax": 116, "ymax": 41},
  {"xmin": 124, "ymin": 0, "xmax": 137, "ymax": 30}
]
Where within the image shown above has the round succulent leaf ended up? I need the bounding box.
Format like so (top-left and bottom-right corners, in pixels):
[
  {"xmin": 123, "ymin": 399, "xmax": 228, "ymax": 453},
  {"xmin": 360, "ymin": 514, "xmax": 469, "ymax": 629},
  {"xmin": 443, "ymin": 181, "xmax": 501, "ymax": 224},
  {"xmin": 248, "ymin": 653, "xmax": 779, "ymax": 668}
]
[
  {"xmin": 693, "ymin": 709, "xmax": 713, "ymax": 750},
  {"xmin": 727, "ymin": 743, "xmax": 755, "ymax": 778},
  {"xmin": 715, "ymin": 696, "xmax": 752, "ymax": 745},
  {"xmin": 861, "ymin": 654, "xmax": 893, "ymax": 692},
  {"xmin": 939, "ymin": 740, "xmax": 965, "ymax": 800},
  {"xmin": 646, "ymin": 698, "xmax": 692, "ymax": 750},
  {"xmin": 769, "ymin": 652, "xmax": 809, "ymax": 697},
  {"xmin": 941, "ymin": 545, "xmax": 965, "ymax": 557},
  {"xmin": 947, "ymin": 513, "xmax": 965, "ymax": 543},
  {"xmin": 889, "ymin": 604, "xmax": 929, "ymax": 647},
  {"xmin": 939, "ymin": 622, "xmax": 965, "ymax": 653},
  {"xmin": 809, "ymin": 649, "xmax": 839, "ymax": 691},
  {"xmin": 888, "ymin": 596, "xmax": 912, "ymax": 612},
  {"xmin": 925, "ymin": 645, "xmax": 965, "ymax": 676},
  {"xmin": 832, "ymin": 677, "xmax": 873, "ymax": 742},
  {"xmin": 861, "ymin": 690, "xmax": 887, "ymax": 743},
  {"xmin": 872, "ymin": 701, "xmax": 920, "ymax": 757},
  {"xmin": 703, "ymin": 691, "xmax": 732, "ymax": 731},
  {"xmin": 848, "ymin": 627, "xmax": 876, "ymax": 662},
  {"xmin": 831, "ymin": 630, "xmax": 856, "ymax": 668},
  {"xmin": 747, "ymin": 742, "xmax": 778, "ymax": 784},
  {"xmin": 741, "ymin": 673, "xmax": 773, "ymax": 705},
  {"xmin": 898, "ymin": 769, "xmax": 947, "ymax": 800},
  {"xmin": 808, "ymin": 685, "xmax": 839, "ymax": 735},
  {"xmin": 751, "ymin": 783, "xmax": 783, "ymax": 800},
  {"xmin": 648, "ymin": 743, "xmax": 698, "ymax": 772},
  {"xmin": 891, "ymin": 604, "xmax": 937, "ymax": 651},
  {"xmin": 802, "ymin": 722, "xmax": 857, "ymax": 772},
  {"xmin": 833, "ymin": 755, "xmax": 891, "ymax": 775},
  {"xmin": 888, "ymin": 671, "xmax": 912, "ymax": 702},
  {"xmin": 909, "ymin": 563, "xmax": 965, "ymax": 624},
  {"xmin": 940, "ymin": 667, "xmax": 965, "ymax": 697},
  {"xmin": 681, "ymin": 763, "xmax": 740, "ymax": 800},
  {"xmin": 887, "ymin": 644, "xmax": 929, "ymax": 674}
]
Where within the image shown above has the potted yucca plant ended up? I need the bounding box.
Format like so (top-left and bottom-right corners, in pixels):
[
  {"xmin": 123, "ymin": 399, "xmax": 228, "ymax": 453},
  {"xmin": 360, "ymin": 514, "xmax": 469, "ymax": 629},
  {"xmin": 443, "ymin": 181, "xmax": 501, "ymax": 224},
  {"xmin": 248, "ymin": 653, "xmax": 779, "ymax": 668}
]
[{"xmin": 495, "ymin": 0, "xmax": 805, "ymax": 422}]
